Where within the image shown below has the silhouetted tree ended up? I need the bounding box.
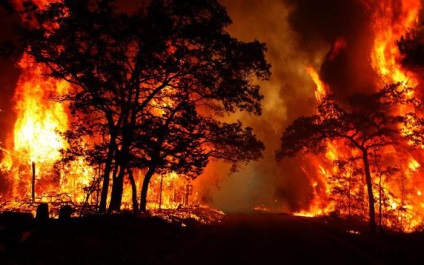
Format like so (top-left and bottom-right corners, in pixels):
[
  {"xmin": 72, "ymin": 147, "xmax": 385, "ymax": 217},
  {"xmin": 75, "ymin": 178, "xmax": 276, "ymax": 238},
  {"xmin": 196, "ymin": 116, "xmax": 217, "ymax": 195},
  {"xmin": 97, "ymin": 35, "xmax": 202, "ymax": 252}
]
[
  {"xmin": 397, "ymin": 29, "xmax": 424, "ymax": 68},
  {"xmin": 329, "ymin": 158, "xmax": 365, "ymax": 220},
  {"xmin": 15, "ymin": 0, "xmax": 270, "ymax": 213},
  {"xmin": 276, "ymin": 84, "xmax": 409, "ymax": 232},
  {"xmin": 132, "ymin": 99, "xmax": 264, "ymax": 212}
]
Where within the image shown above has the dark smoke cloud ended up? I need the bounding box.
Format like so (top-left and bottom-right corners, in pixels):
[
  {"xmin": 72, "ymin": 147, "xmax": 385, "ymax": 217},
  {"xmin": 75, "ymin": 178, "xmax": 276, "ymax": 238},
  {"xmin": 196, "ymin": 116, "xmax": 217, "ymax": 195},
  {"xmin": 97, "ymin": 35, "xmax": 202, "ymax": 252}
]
[
  {"xmin": 209, "ymin": 0, "xmax": 395, "ymax": 213},
  {"xmin": 286, "ymin": 0, "xmax": 380, "ymax": 96},
  {"xmin": 0, "ymin": 5, "xmax": 20, "ymax": 148},
  {"xmin": 211, "ymin": 0, "xmax": 323, "ymax": 212},
  {"xmin": 286, "ymin": 0, "xmax": 366, "ymax": 45}
]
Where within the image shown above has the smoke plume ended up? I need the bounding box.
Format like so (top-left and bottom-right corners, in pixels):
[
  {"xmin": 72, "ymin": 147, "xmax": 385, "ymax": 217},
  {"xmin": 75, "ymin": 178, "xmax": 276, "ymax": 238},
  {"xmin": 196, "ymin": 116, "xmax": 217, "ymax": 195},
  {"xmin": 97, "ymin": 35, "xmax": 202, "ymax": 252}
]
[{"xmin": 206, "ymin": 0, "xmax": 419, "ymax": 213}]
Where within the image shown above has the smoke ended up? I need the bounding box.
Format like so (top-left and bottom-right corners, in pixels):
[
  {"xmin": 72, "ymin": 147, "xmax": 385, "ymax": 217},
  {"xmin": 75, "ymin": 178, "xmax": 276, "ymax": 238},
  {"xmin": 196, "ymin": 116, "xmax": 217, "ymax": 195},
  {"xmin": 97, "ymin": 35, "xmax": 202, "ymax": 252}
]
[
  {"xmin": 285, "ymin": 0, "xmax": 382, "ymax": 96},
  {"xmin": 1, "ymin": 0, "xmax": 423, "ymax": 212},
  {"xmin": 206, "ymin": 0, "xmax": 407, "ymax": 213},
  {"xmin": 205, "ymin": 0, "xmax": 327, "ymax": 212},
  {"xmin": 0, "ymin": 5, "xmax": 20, "ymax": 154}
]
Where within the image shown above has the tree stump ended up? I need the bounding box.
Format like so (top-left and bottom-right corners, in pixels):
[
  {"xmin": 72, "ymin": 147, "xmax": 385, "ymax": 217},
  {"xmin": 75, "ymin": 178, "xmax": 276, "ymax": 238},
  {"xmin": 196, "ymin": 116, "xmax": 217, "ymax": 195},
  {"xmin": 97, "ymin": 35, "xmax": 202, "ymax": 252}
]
[
  {"xmin": 35, "ymin": 203, "xmax": 49, "ymax": 221},
  {"xmin": 59, "ymin": 205, "xmax": 74, "ymax": 220}
]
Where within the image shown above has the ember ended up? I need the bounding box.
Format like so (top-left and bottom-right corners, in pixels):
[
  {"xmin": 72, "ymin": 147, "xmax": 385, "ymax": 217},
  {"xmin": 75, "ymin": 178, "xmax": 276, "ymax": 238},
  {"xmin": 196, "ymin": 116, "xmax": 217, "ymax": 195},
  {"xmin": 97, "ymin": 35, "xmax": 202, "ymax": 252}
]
[{"xmin": 151, "ymin": 205, "xmax": 225, "ymax": 226}]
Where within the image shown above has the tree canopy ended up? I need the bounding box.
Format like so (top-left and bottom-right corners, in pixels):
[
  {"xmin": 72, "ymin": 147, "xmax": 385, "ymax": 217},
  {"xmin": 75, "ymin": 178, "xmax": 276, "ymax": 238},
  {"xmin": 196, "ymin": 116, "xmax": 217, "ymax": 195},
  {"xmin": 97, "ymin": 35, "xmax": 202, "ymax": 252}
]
[
  {"xmin": 14, "ymin": 0, "xmax": 270, "ymax": 213},
  {"xmin": 276, "ymin": 84, "xmax": 411, "ymax": 231}
]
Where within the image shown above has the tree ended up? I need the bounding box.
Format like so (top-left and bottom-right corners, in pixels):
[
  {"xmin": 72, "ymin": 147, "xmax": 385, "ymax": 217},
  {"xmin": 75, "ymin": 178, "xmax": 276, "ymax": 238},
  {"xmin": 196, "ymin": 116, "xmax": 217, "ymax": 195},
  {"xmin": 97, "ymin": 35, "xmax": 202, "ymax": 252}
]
[
  {"xmin": 397, "ymin": 30, "xmax": 424, "ymax": 68},
  {"xmin": 132, "ymin": 100, "xmax": 265, "ymax": 212},
  {"xmin": 276, "ymin": 84, "xmax": 408, "ymax": 232},
  {"xmin": 15, "ymin": 0, "xmax": 270, "ymax": 213},
  {"xmin": 329, "ymin": 158, "xmax": 365, "ymax": 220}
]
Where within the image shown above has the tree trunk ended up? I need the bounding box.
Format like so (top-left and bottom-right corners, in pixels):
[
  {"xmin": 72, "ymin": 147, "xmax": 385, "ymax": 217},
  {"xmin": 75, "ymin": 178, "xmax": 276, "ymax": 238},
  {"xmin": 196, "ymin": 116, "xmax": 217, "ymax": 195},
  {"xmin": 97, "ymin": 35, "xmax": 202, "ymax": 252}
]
[
  {"xmin": 108, "ymin": 132, "xmax": 133, "ymax": 212},
  {"xmin": 379, "ymin": 173, "xmax": 382, "ymax": 232},
  {"xmin": 348, "ymin": 173, "xmax": 351, "ymax": 220},
  {"xmin": 99, "ymin": 138, "xmax": 116, "ymax": 213},
  {"xmin": 108, "ymin": 99, "xmax": 134, "ymax": 212},
  {"xmin": 108, "ymin": 165, "xmax": 125, "ymax": 213},
  {"xmin": 32, "ymin": 161, "xmax": 36, "ymax": 202},
  {"xmin": 159, "ymin": 174, "xmax": 163, "ymax": 211},
  {"xmin": 140, "ymin": 166, "xmax": 156, "ymax": 213},
  {"xmin": 128, "ymin": 168, "xmax": 139, "ymax": 213},
  {"xmin": 362, "ymin": 149, "xmax": 376, "ymax": 232}
]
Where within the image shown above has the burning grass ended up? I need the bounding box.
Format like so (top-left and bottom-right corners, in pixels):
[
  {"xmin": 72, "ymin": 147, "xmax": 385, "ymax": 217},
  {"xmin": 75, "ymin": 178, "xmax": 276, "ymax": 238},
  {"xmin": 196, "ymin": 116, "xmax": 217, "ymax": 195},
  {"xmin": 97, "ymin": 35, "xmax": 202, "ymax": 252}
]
[
  {"xmin": 0, "ymin": 201, "xmax": 225, "ymax": 227},
  {"xmin": 150, "ymin": 205, "xmax": 225, "ymax": 226}
]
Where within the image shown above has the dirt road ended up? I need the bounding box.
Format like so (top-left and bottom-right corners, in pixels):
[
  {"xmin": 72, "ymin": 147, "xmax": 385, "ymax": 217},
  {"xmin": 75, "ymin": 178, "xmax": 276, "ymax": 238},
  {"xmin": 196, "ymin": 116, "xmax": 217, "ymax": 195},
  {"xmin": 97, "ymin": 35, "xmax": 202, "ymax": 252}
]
[
  {"xmin": 3, "ymin": 211, "xmax": 413, "ymax": 264},
  {"xmin": 163, "ymin": 212, "xmax": 380, "ymax": 265}
]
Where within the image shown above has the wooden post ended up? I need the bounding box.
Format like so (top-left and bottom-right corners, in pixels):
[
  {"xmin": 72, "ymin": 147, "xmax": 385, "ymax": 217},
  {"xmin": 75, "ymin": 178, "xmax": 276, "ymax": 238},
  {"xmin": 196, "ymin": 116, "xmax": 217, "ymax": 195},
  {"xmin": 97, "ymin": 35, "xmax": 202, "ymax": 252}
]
[
  {"xmin": 185, "ymin": 184, "xmax": 192, "ymax": 206},
  {"xmin": 32, "ymin": 161, "xmax": 36, "ymax": 202},
  {"xmin": 159, "ymin": 175, "xmax": 163, "ymax": 211}
]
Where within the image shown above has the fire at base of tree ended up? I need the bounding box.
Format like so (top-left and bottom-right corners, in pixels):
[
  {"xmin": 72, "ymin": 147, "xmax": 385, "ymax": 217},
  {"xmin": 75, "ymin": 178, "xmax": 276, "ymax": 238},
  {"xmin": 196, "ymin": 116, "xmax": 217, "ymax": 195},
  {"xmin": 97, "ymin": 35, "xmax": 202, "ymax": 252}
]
[{"xmin": 0, "ymin": 0, "xmax": 269, "ymax": 219}]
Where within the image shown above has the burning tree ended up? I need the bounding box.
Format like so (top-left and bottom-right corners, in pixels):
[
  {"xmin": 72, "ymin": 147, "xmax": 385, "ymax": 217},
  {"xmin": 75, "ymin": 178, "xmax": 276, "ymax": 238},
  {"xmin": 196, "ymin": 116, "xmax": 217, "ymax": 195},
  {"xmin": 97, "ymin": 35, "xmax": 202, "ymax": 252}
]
[
  {"xmin": 276, "ymin": 84, "xmax": 412, "ymax": 232},
  {"xmin": 328, "ymin": 158, "xmax": 366, "ymax": 221},
  {"xmin": 10, "ymin": 0, "xmax": 269, "ymax": 213}
]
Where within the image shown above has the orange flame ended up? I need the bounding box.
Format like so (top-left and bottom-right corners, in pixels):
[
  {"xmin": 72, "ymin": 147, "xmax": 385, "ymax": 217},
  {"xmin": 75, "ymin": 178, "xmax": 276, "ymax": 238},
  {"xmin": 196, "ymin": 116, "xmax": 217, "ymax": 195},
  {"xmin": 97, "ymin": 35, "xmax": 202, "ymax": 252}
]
[
  {"xmin": 0, "ymin": 0, "xmax": 202, "ymax": 216},
  {"xmin": 299, "ymin": 0, "xmax": 424, "ymax": 232},
  {"xmin": 13, "ymin": 54, "xmax": 69, "ymax": 163},
  {"xmin": 369, "ymin": 0, "xmax": 421, "ymax": 86},
  {"xmin": 306, "ymin": 66, "xmax": 328, "ymax": 102}
]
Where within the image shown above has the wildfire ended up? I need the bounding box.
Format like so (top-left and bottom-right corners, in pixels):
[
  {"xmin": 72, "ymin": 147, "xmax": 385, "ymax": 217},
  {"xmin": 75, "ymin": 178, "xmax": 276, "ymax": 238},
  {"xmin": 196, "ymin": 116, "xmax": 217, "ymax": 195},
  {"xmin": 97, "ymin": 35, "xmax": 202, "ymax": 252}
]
[
  {"xmin": 4, "ymin": 0, "xmax": 424, "ymax": 233},
  {"xmin": 369, "ymin": 0, "xmax": 421, "ymax": 86},
  {"xmin": 408, "ymin": 158, "xmax": 420, "ymax": 171},
  {"xmin": 0, "ymin": 0, "xmax": 202, "ymax": 217},
  {"xmin": 306, "ymin": 66, "xmax": 328, "ymax": 102},
  {"xmin": 367, "ymin": 0, "xmax": 423, "ymax": 232},
  {"xmin": 13, "ymin": 54, "xmax": 69, "ymax": 164},
  {"xmin": 299, "ymin": 66, "xmax": 339, "ymax": 219},
  {"xmin": 0, "ymin": 51, "xmax": 99, "ymax": 211},
  {"xmin": 296, "ymin": 0, "xmax": 424, "ymax": 232}
]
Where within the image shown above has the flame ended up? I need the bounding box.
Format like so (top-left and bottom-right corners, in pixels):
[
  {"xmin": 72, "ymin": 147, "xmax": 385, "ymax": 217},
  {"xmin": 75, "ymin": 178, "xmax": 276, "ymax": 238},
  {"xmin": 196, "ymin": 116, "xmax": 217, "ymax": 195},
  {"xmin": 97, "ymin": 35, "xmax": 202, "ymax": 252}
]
[
  {"xmin": 297, "ymin": 0, "xmax": 424, "ymax": 232},
  {"xmin": 306, "ymin": 66, "xmax": 328, "ymax": 102},
  {"xmin": 408, "ymin": 158, "xmax": 420, "ymax": 171},
  {"xmin": 369, "ymin": 0, "xmax": 421, "ymax": 86},
  {"xmin": 0, "ymin": 0, "xmax": 203, "ymax": 217},
  {"xmin": 1, "ymin": 51, "xmax": 98, "ymax": 209},
  {"xmin": 4, "ymin": 0, "xmax": 424, "ymax": 231},
  {"xmin": 13, "ymin": 54, "xmax": 69, "ymax": 163},
  {"xmin": 367, "ymin": 0, "xmax": 422, "ymax": 232},
  {"xmin": 298, "ymin": 67, "xmax": 339, "ymax": 218}
]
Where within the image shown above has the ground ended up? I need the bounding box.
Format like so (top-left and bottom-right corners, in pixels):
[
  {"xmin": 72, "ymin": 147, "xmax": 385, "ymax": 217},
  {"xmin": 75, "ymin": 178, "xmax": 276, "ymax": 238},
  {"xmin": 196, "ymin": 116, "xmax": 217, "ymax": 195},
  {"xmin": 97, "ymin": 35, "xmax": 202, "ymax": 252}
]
[{"xmin": 1, "ymin": 209, "xmax": 424, "ymax": 264}]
